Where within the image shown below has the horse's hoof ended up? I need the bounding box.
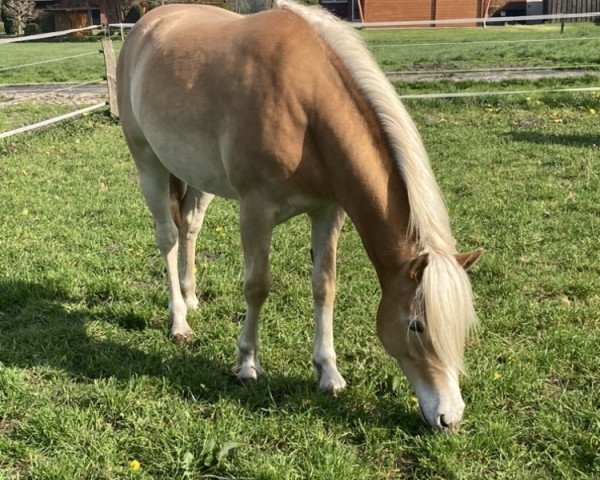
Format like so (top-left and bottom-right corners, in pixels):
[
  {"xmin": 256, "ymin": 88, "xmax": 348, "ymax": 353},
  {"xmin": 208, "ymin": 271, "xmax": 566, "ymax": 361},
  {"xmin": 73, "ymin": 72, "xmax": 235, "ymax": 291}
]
[
  {"xmin": 236, "ymin": 365, "xmax": 264, "ymax": 382},
  {"xmin": 170, "ymin": 330, "xmax": 194, "ymax": 344},
  {"xmin": 319, "ymin": 373, "xmax": 347, "ymax": 396}
]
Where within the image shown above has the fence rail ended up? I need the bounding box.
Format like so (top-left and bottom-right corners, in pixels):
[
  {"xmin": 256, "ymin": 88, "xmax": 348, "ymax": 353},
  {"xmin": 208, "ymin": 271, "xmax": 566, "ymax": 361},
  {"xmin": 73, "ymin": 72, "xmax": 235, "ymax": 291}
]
[
  {"xmin": 0, "ymin": 25, "xmax": 109, "ymax": 140},
  {"xmin": 356, "ymin": 11, "xmax": 600, "ymax": 28},
  {"xmin": 2, "ymin": 11, "xmax": 600, "ymax": 140},
  {"xmin": 0, "ymin": 25, "xmax": 101, "ymax": 45}
]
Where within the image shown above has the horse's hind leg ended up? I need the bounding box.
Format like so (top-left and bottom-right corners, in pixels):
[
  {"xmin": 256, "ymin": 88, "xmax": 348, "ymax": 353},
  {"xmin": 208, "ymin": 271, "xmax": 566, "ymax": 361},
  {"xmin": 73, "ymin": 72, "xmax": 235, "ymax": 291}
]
[
  {"xmin": 136, "ymin": 155, "xmax": 191, "ymax": 342},
  {"xmin": 236, "ymin": 196, "xmax": 276, "ymax": 381},
  {"xmin": 172, "ymin": 179, "xmax": 215, "ymax": 313},
  {"xmin": 309, "ymin": 205, "xmax": 347, "ymax": 394}
]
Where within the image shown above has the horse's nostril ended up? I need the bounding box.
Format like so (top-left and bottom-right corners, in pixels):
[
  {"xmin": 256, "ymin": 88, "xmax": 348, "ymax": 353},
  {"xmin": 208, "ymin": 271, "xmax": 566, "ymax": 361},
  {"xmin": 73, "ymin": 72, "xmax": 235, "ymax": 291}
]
[{"xmin": 438, "ymin": 414, "xmax": 452, "ymax": 430}]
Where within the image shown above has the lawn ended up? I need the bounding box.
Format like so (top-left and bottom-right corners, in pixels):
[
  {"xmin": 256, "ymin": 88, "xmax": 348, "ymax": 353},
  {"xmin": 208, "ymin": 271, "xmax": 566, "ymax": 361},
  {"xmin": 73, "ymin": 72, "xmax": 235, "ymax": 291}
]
[
  {"xmin": 1, "ymin": 23, "xmax": 600, "ymax": 85},
  {"xmin": 0, "ymin": 40, "xmax": 121, "ymax": 85},
  {"xmin": 0, "ymin": 92, "xmax": 598, "ymax": 478},
  {"xmin": 363, "ymin": 22, "xmax": 600, "ymax": 72}
]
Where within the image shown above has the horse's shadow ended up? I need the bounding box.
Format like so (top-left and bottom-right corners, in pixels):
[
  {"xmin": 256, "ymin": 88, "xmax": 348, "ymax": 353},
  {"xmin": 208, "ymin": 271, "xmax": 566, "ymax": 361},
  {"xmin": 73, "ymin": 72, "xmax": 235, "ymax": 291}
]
[{"xmin": 0, "ymin": 280, "xmax": 424, "ymax": 433}]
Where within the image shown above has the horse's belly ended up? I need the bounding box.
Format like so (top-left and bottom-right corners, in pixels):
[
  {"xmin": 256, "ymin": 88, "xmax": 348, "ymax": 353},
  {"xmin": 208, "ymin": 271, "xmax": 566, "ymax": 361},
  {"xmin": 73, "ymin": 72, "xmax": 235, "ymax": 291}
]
[{"xmin": 145, "ymin": 126, "xmax": 238, "ymax": 199}]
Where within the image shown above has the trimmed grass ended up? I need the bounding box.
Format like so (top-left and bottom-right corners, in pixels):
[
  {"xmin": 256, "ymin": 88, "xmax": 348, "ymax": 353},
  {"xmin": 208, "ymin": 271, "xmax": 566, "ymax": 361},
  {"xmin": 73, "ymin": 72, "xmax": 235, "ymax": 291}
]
[
  {"xmin": 2, "ymin": 24, "xmax": 600, "ymax": 85},
  {"xmin": 363, "ymin": 22, "xmax": 600, "ymax": 72},
  {"xmin": 0, "ymin": 40, "xmax": 122, "ymax": 85},
  {"xmin": 0, "ymin": 97, "xmax": 598, "ymax": 478},
  {"xmin": 0, "ymin": 102, "xmax": 94, "ymax": 132}
]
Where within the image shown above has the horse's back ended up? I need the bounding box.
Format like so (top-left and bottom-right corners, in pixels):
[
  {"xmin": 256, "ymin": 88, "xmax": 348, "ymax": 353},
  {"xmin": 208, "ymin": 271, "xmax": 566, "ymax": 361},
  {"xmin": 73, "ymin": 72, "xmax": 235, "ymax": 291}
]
[{"xmin": 117, "ymin": 5, "xmax": 340, "ymax": 201}]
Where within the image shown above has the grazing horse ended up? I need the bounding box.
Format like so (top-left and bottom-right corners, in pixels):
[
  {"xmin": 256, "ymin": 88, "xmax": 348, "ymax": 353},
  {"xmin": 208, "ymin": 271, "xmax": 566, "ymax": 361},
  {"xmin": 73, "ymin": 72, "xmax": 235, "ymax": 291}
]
[{"xmin": 117, "ymin": 0, "xmax": 482, "ymax": 430}]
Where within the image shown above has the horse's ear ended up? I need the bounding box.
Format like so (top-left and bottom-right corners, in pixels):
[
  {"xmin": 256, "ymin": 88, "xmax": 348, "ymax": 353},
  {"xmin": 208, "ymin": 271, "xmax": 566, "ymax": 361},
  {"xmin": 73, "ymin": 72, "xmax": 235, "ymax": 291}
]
[
  {"xmin": 455, "ymin": 250, "xmax": 483, "ymax": 271},
  {"xmin": 408, "ymin": 253, "xmax": 429, "ymax": 283}
]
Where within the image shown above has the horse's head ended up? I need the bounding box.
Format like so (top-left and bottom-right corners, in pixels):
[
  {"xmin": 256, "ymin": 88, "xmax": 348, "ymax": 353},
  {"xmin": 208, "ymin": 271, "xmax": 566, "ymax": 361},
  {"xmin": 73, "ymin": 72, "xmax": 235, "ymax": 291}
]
[{"xmin": 376, "ymin": 250, "xmax": 482, "ymax": 431}]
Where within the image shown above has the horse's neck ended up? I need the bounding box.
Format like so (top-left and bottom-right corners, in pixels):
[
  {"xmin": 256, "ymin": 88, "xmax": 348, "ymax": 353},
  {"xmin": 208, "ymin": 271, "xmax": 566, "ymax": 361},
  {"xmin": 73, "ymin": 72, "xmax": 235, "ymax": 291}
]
[{"xmin": 313, "ymin": 85, "xmax": 417, "ymax": 281}]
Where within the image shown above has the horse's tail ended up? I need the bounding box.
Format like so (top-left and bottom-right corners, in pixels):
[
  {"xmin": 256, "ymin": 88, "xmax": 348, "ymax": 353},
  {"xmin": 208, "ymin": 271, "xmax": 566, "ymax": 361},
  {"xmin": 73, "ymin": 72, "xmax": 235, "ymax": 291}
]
[{"xmin": 169, "ymin": 174, "xmax": 187, "ymax": 231}]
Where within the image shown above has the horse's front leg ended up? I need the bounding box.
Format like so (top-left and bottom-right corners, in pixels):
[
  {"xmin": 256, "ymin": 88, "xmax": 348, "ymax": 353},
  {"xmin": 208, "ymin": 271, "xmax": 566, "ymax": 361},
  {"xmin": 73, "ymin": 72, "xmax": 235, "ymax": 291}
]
[
  {"xmin": 309, "ymin": 205, "xmax": 347, "ymax": 394},
  {"xmin": 236, "ymin": 196, "xmax": 276, "ymax": 381}
]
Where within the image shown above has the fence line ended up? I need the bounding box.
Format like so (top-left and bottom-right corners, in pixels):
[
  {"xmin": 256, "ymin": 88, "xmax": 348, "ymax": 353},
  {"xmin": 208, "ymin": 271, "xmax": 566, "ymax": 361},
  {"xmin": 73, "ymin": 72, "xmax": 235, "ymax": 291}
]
[
  {"xmin": 0, "ymin": 80, "xmax": 104, "ymax": 108},
  {"xmin": 110, "ymin": 12, "xmax": 600, "ymax": 31},
  {"xmin": 399, "ymin": 86, "xmax": 600, "ymax": 99},
  {"xmin": 368, "ymin": 36, "xmax": 600, "ymax": 48},
  {"xmin": 0, "ymin": 25, "xmax": 101, "ymax": 45},
  {"xmin": 389, "ymin": 64, "xmax": 600, "ymax": 76},
  {"xmin": 0, "ymin": 103, "xmax": 106, "ymax": 140},
  {"xmin": 356, "ymin": 11, "xmax": 600, "ymax": 28},
  {"xmin": 0, "ymin": 52, "xmax": 99, "ymax": 73}
]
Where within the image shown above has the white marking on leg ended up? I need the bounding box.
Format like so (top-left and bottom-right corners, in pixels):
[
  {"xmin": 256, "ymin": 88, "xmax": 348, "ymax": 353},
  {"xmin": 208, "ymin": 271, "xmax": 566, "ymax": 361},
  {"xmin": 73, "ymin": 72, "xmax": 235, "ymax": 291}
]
[{"xmin": 310, "ymin": 205, "xmax": 347, "ymax": 394}]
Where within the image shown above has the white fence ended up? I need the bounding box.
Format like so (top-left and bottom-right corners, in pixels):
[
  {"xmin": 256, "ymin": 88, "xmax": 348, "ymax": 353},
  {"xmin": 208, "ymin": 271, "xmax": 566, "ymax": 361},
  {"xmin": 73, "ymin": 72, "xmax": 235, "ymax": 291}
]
[
  {"xmin": 1, "ymin": 10, "xmax": 600, "ymax": 140},
  {"xmin": 0, "ymin": 25, "xmax": 109, "ymax": 140}
]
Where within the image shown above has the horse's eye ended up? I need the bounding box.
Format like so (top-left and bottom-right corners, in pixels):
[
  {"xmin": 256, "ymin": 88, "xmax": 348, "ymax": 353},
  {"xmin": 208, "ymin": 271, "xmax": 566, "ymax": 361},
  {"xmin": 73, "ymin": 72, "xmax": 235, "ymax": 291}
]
[{"xmin": 409, "ymin": 321, "xmax": 425, "ymax": 333}]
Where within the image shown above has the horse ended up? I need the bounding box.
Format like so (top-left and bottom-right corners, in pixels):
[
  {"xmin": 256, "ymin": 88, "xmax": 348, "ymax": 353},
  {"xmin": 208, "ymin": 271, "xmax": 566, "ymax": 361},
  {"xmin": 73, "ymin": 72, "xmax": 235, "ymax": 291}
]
[{"xmin": 117, "ymin": 0, "xmax": 482, "ymax": 431}]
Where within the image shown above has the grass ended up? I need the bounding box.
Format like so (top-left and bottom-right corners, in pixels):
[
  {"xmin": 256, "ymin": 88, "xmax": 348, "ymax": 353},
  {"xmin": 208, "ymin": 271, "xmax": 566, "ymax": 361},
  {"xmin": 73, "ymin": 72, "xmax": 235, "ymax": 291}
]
[
  {"xmin": 1, "ymin": 94, "xmax": 599, "ymax": 478},
  {"xmin": 0, "ymin": 40, "xmax": 122, "ymax": 85},
  {"xmin": 0, "ymin": 102, "xmax": 94, "ymax": 132},
  {"xmin": 362, "ymin": 22, "xmax": 600, "ymax": 72},
  {"xmin": 1, "ymin": 23, "xmax": 600, "ymax": 85}
]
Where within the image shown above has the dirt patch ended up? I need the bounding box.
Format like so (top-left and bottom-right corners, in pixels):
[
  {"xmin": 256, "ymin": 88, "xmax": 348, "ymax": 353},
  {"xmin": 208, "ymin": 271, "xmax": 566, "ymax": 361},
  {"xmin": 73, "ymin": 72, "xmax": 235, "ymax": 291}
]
[{"xmin": 0, "ymin": 83, "xmax": 106, "ymax": 106}]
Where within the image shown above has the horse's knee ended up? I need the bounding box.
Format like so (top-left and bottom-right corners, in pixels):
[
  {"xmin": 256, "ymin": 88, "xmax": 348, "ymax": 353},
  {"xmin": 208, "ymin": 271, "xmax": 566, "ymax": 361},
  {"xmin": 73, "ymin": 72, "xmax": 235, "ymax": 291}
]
[
  {"xmin": 244, "ymin": 273, "xmax": 271, "ymax": 306},
  {"xmin": 155, "ymin": 221, "xmax": 178, "ymax": 255}
]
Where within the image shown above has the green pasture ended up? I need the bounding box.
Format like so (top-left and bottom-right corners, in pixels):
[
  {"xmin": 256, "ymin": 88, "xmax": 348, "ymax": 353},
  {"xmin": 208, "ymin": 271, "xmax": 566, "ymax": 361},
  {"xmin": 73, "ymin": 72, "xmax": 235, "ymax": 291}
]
[
  {"xmin": 364, "ymin": 22, "xmax": 600, "ymax": 72},
  {"xmin": 1, "ymin": 93, "xmax": 599, "ymax": 478},
  {"xmin": 1, "ymin": 22, "xmax": 600, "ymax": 85},
  {"xmin": 0, "ymin": 40, "xmax": 122, "ymax": 85},
  {"xmin": 1, "ymin": 17, "xmax": 599, "ymax": 480}
]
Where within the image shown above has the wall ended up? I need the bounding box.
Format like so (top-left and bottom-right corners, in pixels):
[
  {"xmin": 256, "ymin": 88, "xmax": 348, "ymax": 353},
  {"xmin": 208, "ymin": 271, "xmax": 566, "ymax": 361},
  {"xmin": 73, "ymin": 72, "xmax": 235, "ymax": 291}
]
[
  {"xmin": 436, "ymin": 0, "xmax": 481, "ymax": 26},
  {"xmin": 363, "ymin": 0, "xmax": 435, "ymax": 23},
  {"xmin": 363, "ymin": 0, "xmax": 482, "ymax": 25}
]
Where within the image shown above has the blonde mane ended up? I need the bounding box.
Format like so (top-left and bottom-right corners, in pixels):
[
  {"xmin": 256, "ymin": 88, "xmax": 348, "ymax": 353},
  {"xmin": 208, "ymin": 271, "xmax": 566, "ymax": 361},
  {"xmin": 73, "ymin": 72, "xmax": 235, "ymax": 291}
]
[{"xmin": 274, "ymin": 0, "xmax": 476, "ymax": 372}]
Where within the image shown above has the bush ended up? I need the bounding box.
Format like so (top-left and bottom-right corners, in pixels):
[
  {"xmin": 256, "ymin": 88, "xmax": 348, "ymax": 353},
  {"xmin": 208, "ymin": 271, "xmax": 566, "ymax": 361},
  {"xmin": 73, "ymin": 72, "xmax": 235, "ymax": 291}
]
[
  {"xmin": 125, "ymin": 3, "xmax": 144, "ymax": 23},
  {"xmin": 40, "ymin": 12, "xmax": 56, "ymax": 33},
  {"xmin": 24, "ymin": 23, "xmax": 41, "ymax": 36}
]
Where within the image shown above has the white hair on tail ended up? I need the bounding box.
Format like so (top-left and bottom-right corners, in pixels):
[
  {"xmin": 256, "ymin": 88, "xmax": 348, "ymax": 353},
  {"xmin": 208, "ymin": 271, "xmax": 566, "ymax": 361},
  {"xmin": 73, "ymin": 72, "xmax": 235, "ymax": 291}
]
[{"xmin": 274, "ymin": 0, "xmax": 477, "ymax": 372}]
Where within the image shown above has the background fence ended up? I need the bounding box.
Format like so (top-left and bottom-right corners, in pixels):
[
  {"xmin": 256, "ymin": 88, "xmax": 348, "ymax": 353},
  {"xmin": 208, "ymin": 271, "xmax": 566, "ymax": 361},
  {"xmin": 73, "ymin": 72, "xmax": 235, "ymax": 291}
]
[
  {"xmin": 1, "ymin": 10, "xmax": 600, "ymax": 139},
  {"xmin": 546, "ymin": 0, "xmax": 600, "ymax": 19}
]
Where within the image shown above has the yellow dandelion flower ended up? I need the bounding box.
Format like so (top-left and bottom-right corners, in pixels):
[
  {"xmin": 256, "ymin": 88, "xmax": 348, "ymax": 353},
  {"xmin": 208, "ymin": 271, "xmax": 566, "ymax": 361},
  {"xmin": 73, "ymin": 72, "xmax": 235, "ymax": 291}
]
[
  {"xmin": 215, "ymin": 226, "xmax": 224, "ymax": 233},
  {"xmin": 493, "ymin": 372, "xmax": 502, "ymax": 381},
  {"xmin": 589, "ymin": 108, "xmax": 597, "ymax": 115},
  {"xmin": 411, "ymin": 395, "xmax": 418, "ymax": 404},
  {"xmin": 21, "ymin": 208, "xmax": 29, "ymax": 216},
  {"xmin": 525, "ymin": 97, "xmax": 531, "ymax": 101},
  {"xmin": 129, "ymin": 459, "xmax": 141, "ymax": 471}
]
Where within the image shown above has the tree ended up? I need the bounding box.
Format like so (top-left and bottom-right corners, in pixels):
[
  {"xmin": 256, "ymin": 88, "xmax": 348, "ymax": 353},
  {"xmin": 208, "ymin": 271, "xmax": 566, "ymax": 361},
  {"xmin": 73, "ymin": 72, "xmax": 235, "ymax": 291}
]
[{"xmin": 4, "ymin": 0, "xmax": 35, "ymax": 35}]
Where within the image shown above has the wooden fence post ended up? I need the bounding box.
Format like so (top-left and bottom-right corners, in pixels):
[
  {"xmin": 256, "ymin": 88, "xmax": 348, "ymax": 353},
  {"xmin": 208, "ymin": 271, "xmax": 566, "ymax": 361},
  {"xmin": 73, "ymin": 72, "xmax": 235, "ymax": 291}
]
[{"xmin": 101, "ymin": 37, "xmax": 119, "ymax": 118}]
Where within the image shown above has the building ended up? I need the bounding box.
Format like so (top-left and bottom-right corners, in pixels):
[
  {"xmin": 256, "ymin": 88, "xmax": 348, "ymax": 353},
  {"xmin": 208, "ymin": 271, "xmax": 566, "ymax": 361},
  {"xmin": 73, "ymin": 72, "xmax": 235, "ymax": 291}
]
[
  {"xmin": 318, "ymin": 0, "xmax": 578, "ymax": 25},
  {"xmin": 320, "ymin": 0, "xmax": 485, "ymax": 24}
]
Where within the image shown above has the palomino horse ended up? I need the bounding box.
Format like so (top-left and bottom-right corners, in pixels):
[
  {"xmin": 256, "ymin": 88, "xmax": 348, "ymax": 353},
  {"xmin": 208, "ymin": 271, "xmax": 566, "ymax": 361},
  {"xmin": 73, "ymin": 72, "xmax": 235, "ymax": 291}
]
[{"xmin": 117, "ymin": 0, "xmax": 482, "ymax": 430}]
